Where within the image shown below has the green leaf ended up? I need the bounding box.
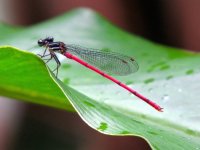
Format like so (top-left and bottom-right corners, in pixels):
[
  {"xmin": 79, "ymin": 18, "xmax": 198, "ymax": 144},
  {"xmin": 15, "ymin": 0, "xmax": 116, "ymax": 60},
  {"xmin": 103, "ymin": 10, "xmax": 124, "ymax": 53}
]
[
  {"xmin": 0, "ymin": 8, "xmax": 200, "ymax": 150},
  {"xmin": 0, "ymin": 46, "xmax": 73, "ymax": 111}
]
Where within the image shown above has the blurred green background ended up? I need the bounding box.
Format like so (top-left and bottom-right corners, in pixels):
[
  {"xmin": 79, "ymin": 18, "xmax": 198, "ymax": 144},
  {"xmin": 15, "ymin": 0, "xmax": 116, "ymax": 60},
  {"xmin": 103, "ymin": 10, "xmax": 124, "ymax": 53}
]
[{"xmin": 0, "ymin": 1, "xmax": 200, "ymax": 150}]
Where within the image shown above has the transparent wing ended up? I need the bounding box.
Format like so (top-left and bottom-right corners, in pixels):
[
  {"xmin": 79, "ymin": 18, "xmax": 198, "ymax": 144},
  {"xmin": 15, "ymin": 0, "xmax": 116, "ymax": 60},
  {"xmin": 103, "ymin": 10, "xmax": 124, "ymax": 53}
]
[{"xmin": 66, "ymin": 44, "xmax": 139, "ymax": 76}]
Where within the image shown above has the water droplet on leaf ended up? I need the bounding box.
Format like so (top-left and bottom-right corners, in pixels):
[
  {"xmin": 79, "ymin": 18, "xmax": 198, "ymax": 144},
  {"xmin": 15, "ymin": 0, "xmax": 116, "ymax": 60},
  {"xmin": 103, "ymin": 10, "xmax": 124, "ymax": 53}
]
[
  {"xmin": 148, "ymin": 88, "xmax": 153, "ymax": 93},
  {"xmin": 161, "ymin": 94, "xmax": 169, "ymax": 102},
  {"xmin": 178, "ymin": 88, "xmax": 182, "ymax": 92}
]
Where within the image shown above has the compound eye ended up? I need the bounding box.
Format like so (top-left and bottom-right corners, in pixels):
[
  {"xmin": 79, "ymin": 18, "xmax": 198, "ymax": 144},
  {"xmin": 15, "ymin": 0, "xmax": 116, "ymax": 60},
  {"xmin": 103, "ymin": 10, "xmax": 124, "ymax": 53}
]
[
  {"xmin": 47, "ymin": 36, "xmax": 54, "ymax": 42},
  {"xmin": 38, "ymin": 39, "xmax": 44, "ymax": 46}
]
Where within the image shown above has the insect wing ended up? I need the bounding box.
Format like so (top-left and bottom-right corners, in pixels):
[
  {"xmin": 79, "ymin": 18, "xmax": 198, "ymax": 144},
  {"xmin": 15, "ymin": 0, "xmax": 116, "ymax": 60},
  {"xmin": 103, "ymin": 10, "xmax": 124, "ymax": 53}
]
[{"xmin": 66, "ymin": 44, "xmax": 139, "ymax": 76}]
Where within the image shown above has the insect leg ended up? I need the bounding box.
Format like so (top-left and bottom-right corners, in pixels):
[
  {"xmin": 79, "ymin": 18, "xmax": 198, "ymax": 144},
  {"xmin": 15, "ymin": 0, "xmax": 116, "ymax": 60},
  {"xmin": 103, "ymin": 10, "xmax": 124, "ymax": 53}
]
[
  {"xmin": 42, "ymin": 51, "xmax": 60, "ymax": 77},
  {"xmin": 37, "ymin": 46, "xmax": 49, "ymax": 58},
  {"xmin": 45, "ymin": 54, "xmax": 53, "ymax": 64},
  {"xmin": 40, "ymin": 54, "xmax": 51, "ymax": 60},
  {"xmin": 51, "ymin": 53, "xmax": 61, "ymax": 77}
]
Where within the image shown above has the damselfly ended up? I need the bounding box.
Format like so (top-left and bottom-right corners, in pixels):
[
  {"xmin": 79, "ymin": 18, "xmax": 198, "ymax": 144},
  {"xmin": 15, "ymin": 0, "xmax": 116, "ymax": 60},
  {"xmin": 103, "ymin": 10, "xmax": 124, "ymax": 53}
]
[{"xmin": 37, "ymin": 37, "xmax": 163, "ymax": 111}]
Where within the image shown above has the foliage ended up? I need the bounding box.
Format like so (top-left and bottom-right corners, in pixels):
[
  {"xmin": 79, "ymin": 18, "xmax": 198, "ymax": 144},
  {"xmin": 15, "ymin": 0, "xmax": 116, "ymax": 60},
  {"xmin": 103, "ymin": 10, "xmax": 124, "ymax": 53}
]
[{"xmin": 0, "ymin": 8, "xmax": 200, "ymax": 150}]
